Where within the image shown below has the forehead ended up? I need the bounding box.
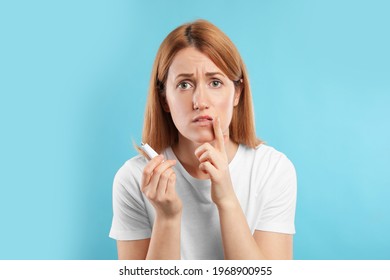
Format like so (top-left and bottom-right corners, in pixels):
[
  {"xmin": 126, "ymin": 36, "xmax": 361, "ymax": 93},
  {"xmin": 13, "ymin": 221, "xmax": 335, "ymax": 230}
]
[{"xmin": 168, "ymin": 47, "xmax": 222, "ymax": 77}]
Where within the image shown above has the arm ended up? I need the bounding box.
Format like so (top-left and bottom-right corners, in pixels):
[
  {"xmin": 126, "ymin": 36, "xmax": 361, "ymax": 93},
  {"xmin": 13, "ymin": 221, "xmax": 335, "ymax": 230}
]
[
  {"xmin": 217, "ymin": 200, "xmax": 293, "ymax": 259},
  {"xmin": 195, "ymin": 117, "xmax": 294, "ymax": 259},
  {"xmin": 253, "ymin": 231, "xmax": 293, "ymax": 259},
  {"xmin": 116, "ymin": 205, "xmax": 292, "ymax": 260},
  {"xmin": 113, "ymin": 155, "xmax": 181, "ymax": 260},
  {"xmin": 145, "ymin": 213, "xmax": 182, "ymax": 259},
  {"xmin": 117, "ymin": 212, "xmax": 184, "ymax": 260},
  {"xmin": 117, "ymin": 239, "xmax": 150, "ymax": 260},
  {"xmin": 217, "ymin": 199, "xmax": 265, "ymax": 259},
  {"xmin": 116, "ymin": 214, "xmax": 182, "ymax": 260},
  {"xmin": 140, "ymin": 155, "xmax": 182, "ymax": 259}
]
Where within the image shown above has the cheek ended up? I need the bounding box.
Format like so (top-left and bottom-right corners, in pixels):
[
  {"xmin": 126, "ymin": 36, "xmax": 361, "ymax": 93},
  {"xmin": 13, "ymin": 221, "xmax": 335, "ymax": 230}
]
[
  {"xmin": 215, "ymin": 92, "xmax": 236, "ymax": 112},
  {"xmin": 216, "ymin": 93, "xmax": 236, "ymax": 129},
  {"xmin": 166, "ymin": 94, "xmax": 191, "ymax": 120}
]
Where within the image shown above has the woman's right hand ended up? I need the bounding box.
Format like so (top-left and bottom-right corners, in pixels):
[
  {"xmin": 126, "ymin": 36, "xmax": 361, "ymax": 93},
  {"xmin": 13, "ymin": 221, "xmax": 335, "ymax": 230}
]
[{"xmin": 141, "ymin": 155, "xmax": 182, "ymax": 219}]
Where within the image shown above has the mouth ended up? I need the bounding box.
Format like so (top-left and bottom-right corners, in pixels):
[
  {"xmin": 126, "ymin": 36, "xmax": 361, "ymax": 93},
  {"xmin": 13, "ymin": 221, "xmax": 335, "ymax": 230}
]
[{"xmin": 193, "ymin": 115, "xmax": 213, "ymax": 123}]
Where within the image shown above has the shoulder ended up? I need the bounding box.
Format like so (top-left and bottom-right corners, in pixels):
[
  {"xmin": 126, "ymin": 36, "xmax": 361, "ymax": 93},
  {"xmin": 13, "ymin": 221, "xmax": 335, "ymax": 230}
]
[
  {"xmin": 113, "ymin": 154, "xmax": 148, "ymax": 195},
  {"xmin": 115, "ymin": 154, "xmax": 147, "ymax": 180},
  {"xmin": 257, "ymin": 144, "xmax": 294, "ymax": 170},
  {"xmin": 240, "ymin": 143, "xmax": 294, "ymax": 166},
  {"xmin": 237, "ymin": 144, "xmax": 296, "ymax": 180}
]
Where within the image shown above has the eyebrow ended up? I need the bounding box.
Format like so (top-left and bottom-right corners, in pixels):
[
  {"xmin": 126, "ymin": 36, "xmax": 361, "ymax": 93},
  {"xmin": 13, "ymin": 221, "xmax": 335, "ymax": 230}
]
[
  {"xmin": 175, "ymin": 72, "xmax": 226, "ymax": 80},
  {"xmin": 206, "ymin": 72, "xmax": 225, "ymax": 77},
  {"xmin": 175, "ymin": 73, "xmax": 194, "ymax": 80}
]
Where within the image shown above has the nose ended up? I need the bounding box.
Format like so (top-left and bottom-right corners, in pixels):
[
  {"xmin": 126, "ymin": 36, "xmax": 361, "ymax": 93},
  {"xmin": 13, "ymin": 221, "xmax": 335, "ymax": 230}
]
[{"xmin": 192, "ymin": 84, "xmax": 209, "ymax": 111}]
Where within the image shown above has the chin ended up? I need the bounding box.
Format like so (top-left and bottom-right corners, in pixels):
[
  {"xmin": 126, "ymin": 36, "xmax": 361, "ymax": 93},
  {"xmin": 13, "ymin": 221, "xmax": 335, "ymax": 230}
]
[{"xmin": 185, "ymin": 131, "xmax": 215, "ymax": 144}]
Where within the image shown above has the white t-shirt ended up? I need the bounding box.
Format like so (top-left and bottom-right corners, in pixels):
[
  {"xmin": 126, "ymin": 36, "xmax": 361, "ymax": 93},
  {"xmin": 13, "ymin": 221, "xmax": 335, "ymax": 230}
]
[{"xmin": 109, "ymin": 144, "xmax": 297, "ymax": 260}]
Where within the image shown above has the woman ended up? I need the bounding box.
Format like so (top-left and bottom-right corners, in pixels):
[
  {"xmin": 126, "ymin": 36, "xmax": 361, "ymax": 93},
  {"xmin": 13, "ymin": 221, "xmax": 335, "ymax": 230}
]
[{"xmin": 109, "ymin": 19, "xmax": 297, "ymax": 260}]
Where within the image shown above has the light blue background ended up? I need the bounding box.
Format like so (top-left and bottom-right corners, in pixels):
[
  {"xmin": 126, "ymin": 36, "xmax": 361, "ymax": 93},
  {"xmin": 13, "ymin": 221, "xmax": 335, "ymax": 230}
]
[{"xmin": 1, "ymin": 0, "xmax": 389, "ymax": 259}]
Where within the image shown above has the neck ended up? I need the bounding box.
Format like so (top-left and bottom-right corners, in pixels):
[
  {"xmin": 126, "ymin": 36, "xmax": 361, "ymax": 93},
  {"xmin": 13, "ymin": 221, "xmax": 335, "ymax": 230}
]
[{"xmin": 172, "ymin": 136, "xmax": 238, "ymax": 179}]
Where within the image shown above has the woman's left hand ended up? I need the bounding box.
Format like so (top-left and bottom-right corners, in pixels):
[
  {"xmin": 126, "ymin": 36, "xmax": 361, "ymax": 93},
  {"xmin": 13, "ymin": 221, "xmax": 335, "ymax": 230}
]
[{"xmin": 194, "ymin": 117, "xmax": 236, "ymax": 208}]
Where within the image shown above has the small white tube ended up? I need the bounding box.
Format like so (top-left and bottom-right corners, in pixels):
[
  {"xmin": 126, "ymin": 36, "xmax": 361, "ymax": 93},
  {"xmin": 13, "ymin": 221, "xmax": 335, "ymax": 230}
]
[{"xmin": 141, "ymin": 142, "xmax": 159, "ymax": 159}]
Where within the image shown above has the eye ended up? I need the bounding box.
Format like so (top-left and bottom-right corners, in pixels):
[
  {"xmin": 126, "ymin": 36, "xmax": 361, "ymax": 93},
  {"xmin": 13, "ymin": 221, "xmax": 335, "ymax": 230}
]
[
  {"xmin": 210, "ymin": 80, "xmax": 222, "ymax": 88},
  {"xmin": 177, "ymin": 81, "xmax": 193, "ymax": 90}
]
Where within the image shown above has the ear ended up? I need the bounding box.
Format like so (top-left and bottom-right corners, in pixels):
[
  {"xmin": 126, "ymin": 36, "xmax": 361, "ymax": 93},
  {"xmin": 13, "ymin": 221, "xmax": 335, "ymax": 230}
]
[
  {"xmin": 233, "ymin": 86, "xmax": 242, "ymax": 107},
  {"xmin": 160, "ymin": 96, "xmax": 170, "ymax": 112}
]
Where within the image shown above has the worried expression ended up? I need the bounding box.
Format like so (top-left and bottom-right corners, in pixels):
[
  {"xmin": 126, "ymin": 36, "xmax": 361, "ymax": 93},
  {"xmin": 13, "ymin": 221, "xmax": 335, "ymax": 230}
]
[{"xmin": 163, "ymin": 47, "xmax": 241, "ymax": 144}]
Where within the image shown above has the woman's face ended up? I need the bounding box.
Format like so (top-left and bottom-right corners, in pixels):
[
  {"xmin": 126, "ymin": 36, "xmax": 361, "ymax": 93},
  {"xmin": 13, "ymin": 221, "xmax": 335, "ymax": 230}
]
[{"xmin": 164, "ymin": 47, "xmax": 240, "ymax": 145}]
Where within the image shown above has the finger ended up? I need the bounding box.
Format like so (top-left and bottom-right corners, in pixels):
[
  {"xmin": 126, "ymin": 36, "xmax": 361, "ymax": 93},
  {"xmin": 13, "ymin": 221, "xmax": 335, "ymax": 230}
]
[
  {"xmin": 148, "ymin": 159, "xmax": 176, "ymax": 194},
  {"xmin": 141, "ymin": 154, "xmax": 164, "ymax": 190},
  {"xmin": 194, "ymin": 143, "xmax": 212, "ymax": 159},
  {"xmin": 213, "ymin": 116, "xmax": 225, "ymax": 151},
  {"xmin": 197, "ymin": 150, "xmax": 216, "ymax": 166},
  {"xmin": 165, "ymin": 172, "xmax": 177, "ymax": 196},
  {"xmin": 199, "ymin": 161, "xmax": 216, "ymax": 178},
  {"xmin": 157, "ymin": 168, "xmax": 175, "ymax": 197}
]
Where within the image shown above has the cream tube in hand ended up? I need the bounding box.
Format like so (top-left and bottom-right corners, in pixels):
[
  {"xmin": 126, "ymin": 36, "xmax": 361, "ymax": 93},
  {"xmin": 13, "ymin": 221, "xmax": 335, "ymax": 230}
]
[{"xmin": 141, "ymin": 142, "xmax": 159, "ymax": 160}]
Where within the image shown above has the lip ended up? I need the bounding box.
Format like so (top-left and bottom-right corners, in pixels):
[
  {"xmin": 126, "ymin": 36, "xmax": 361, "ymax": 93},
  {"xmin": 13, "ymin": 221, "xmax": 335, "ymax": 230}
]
[{"xmin": 192, "ymin": 115, "xmax": 214, "ymax": 122}]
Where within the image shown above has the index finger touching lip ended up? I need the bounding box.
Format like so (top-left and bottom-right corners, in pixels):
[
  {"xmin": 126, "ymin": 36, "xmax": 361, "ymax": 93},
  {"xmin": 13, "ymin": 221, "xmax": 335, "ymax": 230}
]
[{"xmin": 213, "ymin": 116, "xmax": 225, "ymax": 149}]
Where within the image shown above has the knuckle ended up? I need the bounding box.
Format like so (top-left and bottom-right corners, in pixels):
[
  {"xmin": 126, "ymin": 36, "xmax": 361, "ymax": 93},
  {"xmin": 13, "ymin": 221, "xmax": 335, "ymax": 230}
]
[
  {"xmin": 154, "ymin": 166, "xmax": 163, "ymax": 176},
  {"xmin": 142, "ymin": 167, "xmax": 151, "ymax": 177},
  {"xmin": 145, "ymin": 190, "xmax": 156, "ymax": 200},
  {"xmin": 169, "ymin": 173, "xmax": 176, "ymax": 182},
  {"xmin": 164, "ymin": 196, "xmax": 173, "ymax": 203},
  {"xmin": 161, "ymin": 172, "xmax": 169, "ymax": 181},
  {"xmin": 155, "ymin": 194, "xmax": 165, "ymax": 203}
]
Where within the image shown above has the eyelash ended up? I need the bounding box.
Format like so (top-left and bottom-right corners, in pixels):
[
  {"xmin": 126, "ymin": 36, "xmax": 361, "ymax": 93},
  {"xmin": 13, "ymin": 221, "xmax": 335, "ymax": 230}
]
[
  {"xmin": 210, "ymin": 80, "xmax": 222, "ymax": 88},
  {"xmin": 177, "ymin": 81, "xmax": 193, "ymax": 90},
  {"xmin": 177, "ymin": 79, "xmax": 223, "ymax": 90}
]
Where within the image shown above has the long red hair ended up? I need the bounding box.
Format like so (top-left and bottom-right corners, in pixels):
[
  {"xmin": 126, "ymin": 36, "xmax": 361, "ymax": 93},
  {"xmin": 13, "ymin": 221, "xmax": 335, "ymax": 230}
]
[{"xmin": 141, "ymin": 19, "xmax": 261, "ymax": 153}]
